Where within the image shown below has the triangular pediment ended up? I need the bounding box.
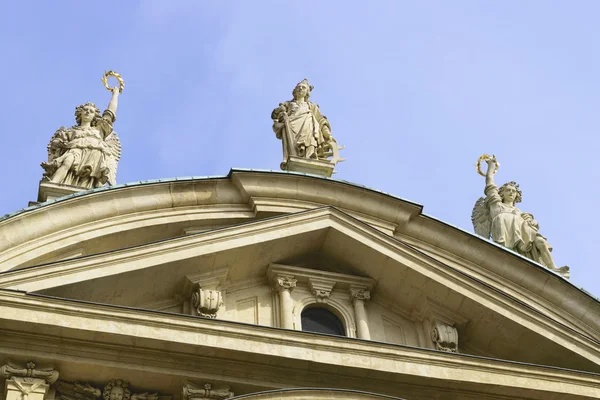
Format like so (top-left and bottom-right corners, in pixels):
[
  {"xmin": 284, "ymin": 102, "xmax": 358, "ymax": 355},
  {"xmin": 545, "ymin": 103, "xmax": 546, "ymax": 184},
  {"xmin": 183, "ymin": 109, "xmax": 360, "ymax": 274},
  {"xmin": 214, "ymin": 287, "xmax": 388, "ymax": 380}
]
[{"xmin": 1, "ymin": 206, "xmax": 598, "ymax": 373}]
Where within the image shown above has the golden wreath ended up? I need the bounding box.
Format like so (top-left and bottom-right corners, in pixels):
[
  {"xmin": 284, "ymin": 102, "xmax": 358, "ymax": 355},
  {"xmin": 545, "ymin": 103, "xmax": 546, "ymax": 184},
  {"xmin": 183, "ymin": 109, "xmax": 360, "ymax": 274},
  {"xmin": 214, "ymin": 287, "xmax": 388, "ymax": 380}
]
[
  {"xmin": 102, "ymin": 70, "xmax": 124, "ymax": 93},
  {"xmin": 476, "ymin": 153, "xmax": 499, "ymax": 176}
]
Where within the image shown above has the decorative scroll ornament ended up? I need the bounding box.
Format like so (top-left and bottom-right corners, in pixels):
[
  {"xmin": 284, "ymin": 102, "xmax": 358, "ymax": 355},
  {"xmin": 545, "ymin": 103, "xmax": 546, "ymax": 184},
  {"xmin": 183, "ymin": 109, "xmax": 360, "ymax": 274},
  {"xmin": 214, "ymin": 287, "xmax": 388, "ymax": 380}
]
[
  {"xmin": 431, "ymin": 321, "xmax": 458, "ymax": 353},
  {"xmin": 192, "ymin": 288, "xmax": 223, "ymax": 318},
  {"xmin": 475, "ymin": 153, "xmax": 499, "ymax": 176},
  {"xmin": 0, "ymin": 360, "xmax": 59, "ymax": 384},
  {"xmin": 102, "ymin": 70, "xmax": 125, "ymax": 93},
  {"xmin": 182, "ymin": 382, "xmax": 233, "ymax": 400}
]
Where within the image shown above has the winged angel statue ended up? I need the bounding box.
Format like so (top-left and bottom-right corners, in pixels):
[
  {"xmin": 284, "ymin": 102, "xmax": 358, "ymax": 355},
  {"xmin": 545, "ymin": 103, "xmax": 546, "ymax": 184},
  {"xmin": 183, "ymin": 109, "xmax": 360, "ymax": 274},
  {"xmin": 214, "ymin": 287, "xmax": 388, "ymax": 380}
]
[
  {"xmin": 472, "ymin": 155, "xmax": 569, "ymax": 278},
  {"xmin": 41, "ymin": 86, "xmax": 121, "ymax": 189}
]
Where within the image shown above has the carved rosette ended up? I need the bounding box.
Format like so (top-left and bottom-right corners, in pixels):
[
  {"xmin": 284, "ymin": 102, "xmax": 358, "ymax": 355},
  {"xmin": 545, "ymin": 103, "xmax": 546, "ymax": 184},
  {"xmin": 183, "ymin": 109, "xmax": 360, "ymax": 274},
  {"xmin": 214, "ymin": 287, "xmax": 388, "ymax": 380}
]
[
  {"xmin": 182, "ymin": 382, "xmax": 233, "ymax": 400},
  {"xmin": 349, "ymin": 288, "xmax": 371, "ymax": 303},
  {"xmin": 431, "ymin": 321, "xmax": 459, "ymax": 353},
  {"xmin": 191, "ymin": 288, "xmax": 223, "ymax": 318},
  {"xmin": 274, "ymin": 277, "xmax": 297, "ymax": 292}
]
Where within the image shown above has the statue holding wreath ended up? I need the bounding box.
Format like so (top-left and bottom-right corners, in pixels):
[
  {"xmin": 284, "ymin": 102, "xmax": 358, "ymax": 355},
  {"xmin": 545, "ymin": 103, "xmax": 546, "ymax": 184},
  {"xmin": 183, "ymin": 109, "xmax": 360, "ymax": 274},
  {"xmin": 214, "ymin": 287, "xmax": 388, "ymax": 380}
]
[
  {"xmin": 41, "ymin": 71, "xmax": 124, "ymax": 189},
  {"xmin": 471, "ymin": 154, "xmax": 570, "ymax": 278}
]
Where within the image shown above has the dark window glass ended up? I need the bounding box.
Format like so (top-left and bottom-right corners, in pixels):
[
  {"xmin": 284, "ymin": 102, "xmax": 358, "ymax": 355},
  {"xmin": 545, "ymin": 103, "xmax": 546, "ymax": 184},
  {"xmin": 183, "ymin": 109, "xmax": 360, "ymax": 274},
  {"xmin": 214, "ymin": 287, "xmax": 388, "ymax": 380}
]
[{"xmin": 301, "ymin": 307, "xmax": 345, "ymax": 336}]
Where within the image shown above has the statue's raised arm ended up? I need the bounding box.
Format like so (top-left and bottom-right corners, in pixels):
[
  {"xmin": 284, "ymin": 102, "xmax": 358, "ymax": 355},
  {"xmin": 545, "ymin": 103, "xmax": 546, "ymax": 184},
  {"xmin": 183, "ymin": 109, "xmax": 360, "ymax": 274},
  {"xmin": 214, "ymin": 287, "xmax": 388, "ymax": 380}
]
[
  {"xmin": 471, "ymin": 154, "xmax": 569, "ymax": 279},
  {"xmin": 41, "ymin": 72, "xmax": 123, "ymax": 189}
]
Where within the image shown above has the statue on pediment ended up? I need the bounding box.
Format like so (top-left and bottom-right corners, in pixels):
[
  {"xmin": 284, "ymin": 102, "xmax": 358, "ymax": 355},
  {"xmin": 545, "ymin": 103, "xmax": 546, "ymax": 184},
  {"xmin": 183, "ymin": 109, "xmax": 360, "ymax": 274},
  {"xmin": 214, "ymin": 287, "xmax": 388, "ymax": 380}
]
[
  {"xmin": 271, "ymin": 79, "xmax": 344, "ymax": 175},
  {"xmin": 472, "ymin": 155, "xmax": 569, "ymax": 278},
  {"xmin": 41, "ymin": 72, "xmax": 123, "ymax": 189}
]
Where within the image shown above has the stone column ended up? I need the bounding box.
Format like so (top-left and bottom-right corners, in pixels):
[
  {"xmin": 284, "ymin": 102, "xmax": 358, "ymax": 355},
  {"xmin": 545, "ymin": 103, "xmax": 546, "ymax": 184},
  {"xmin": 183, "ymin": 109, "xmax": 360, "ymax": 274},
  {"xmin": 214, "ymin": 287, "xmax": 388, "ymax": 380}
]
[
  {"xmin": 1, "ymin": 361, "xmax": 59, "ymax": 400},
  {"xmin": 274, "ymin": 276, "xmax": 297, "ymax": 329},
  {"xmin": 350, "ymin": 288, "xmax": 371, "ymax": 340}
]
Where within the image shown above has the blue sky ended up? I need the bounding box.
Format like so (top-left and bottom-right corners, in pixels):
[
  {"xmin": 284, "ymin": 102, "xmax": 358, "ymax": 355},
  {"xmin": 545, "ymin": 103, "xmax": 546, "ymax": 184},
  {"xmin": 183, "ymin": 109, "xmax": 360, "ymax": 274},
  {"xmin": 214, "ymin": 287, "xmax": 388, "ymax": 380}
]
[{"xmin": 1, "ymin": 1, "xmax": 599, "ymax": 297}]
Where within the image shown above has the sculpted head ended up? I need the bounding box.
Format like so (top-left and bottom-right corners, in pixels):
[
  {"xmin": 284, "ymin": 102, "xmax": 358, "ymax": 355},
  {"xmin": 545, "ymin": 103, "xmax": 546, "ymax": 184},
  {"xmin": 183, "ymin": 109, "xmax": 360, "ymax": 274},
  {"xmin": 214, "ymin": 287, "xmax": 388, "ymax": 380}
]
[
  {"xmin": 103, "ymin": 380, "xmax": 131, "ymax": 400},
  {"xmin": 75, "ymin": 102, "xmax": 101, "ymax": 125},
  {"xmin": 499, "ymin": 181, "xmax": 522, "ymax": 204},
  {"xmin": 292, "ymin": 79, "xmax": 314, "ymax": 101}
]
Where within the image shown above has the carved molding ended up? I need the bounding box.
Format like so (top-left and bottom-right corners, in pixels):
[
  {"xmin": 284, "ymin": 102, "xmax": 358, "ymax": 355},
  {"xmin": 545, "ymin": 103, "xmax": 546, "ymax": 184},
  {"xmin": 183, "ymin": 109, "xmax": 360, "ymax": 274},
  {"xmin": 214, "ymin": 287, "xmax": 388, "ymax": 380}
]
[
  {"xmin": 431, "ymin": 321, "xmax": 459, "ymax": 353},
  {"xmin": 1, "ymin": 360, "xmax": 59, "ymax": 384},
  {"xmin": 182, "ymin": 382, "xmax": 233, "ymax": 400}
]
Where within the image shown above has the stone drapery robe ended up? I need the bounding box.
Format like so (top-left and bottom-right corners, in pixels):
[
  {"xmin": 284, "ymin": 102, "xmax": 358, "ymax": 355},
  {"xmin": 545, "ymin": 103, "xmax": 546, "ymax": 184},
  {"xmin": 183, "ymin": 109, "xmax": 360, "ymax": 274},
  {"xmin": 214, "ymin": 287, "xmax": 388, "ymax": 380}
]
[
  {"xmin": 272, "ymin": 100, "xmax": 331, "ymax": 161},
  {"xmin": 485, "ymin": 184, "xmax": 550, "ymax": 265}
]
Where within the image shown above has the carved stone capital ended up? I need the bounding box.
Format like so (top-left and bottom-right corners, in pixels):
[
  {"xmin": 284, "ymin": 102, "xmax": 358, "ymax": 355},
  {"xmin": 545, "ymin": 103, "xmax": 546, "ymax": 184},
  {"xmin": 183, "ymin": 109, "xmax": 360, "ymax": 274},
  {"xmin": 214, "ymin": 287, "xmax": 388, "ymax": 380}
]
[
  {"xmin": 191, "ymin": 288, "xmax": 223, "ymax": 318},
  {"xmin": 431, "ymin": 321, "xmax": 459, "ymax": 353},
  {"xmin": 274, "ymin": 276, "xmax": 297, "ymax": 292},
  {"xmin": 349, "ymin": 288, "xmax": 370, "ymax": 303},
  {"xmin": 1, "ymin": 360, "xmax": 59, "ymax": 384},
  {"xmin": 182, "ymin": 381, "xmax": 233, "ymax": 400}
]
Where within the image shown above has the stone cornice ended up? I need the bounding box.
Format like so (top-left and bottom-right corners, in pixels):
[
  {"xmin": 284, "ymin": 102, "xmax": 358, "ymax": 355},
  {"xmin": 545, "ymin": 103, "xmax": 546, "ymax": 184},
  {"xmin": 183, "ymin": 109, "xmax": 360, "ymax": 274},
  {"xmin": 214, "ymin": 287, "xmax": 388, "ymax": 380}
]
[
  {"xmin": 0, "ymin": 207, "xmax": 598, "ymax": 367},
  {"xmin": 0, "ymin": 291, "xmax": 598, "ymax": 399}
]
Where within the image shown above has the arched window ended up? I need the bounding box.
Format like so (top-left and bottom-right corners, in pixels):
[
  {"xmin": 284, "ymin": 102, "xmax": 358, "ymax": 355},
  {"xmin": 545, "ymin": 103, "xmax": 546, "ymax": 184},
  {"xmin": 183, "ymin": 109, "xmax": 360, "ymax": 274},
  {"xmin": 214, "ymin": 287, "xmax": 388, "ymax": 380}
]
[{"xmin": 301, "ymin": 307, "xmax": 346, "ymax": 336}]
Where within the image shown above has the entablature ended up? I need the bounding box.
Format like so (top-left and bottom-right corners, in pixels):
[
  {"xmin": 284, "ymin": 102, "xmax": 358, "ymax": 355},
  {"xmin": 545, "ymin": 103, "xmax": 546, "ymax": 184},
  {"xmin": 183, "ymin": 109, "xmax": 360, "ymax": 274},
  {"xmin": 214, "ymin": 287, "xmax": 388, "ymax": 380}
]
[{"xmin": 0, "ymin": 290, "xmax": 598, "ymax": 400}]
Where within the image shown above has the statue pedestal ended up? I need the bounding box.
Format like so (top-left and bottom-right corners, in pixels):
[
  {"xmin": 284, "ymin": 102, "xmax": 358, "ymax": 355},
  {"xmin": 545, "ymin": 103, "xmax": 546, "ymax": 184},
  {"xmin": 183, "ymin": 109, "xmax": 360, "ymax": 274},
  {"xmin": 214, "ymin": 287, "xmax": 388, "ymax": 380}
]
[
  {"xmin": 283, "ymin": 156, "xmax": 335, "ymax": 178},
  {"xmin": 34, "ymin": 181, "xmax": 86, "ymax": 204}
]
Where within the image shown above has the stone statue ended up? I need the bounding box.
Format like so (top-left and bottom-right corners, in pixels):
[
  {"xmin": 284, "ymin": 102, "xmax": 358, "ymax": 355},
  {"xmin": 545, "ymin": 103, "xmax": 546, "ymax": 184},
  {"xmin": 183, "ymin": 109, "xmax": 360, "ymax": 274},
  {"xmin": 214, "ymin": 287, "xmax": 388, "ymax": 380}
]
[
  {"xmin": 471, "ymin": 155, "xmax": 570, "ymax": 278},
  {"xmin": 41, "ymin": 73, "xmax": 122, "ymax": 189},
  {"xmin": 56, "ymin": 379, "xmax": 159, "ymax": 400},
  {"xmin": 271, "ymin": 79, "xmax": 343, "ymax": 174}
]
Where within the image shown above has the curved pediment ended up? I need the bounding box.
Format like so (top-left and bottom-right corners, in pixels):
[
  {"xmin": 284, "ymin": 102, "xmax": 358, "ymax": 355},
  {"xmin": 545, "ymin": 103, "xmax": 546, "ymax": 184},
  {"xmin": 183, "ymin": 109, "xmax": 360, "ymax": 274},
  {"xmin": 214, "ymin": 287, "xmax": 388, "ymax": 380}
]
[
  {"xmin": 0, "ymin": 204, "xmax": 598, "ymax": 375},
  {"xmin": 1, "ymin": 170, "xmax": 598, "ymax": 376}
]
